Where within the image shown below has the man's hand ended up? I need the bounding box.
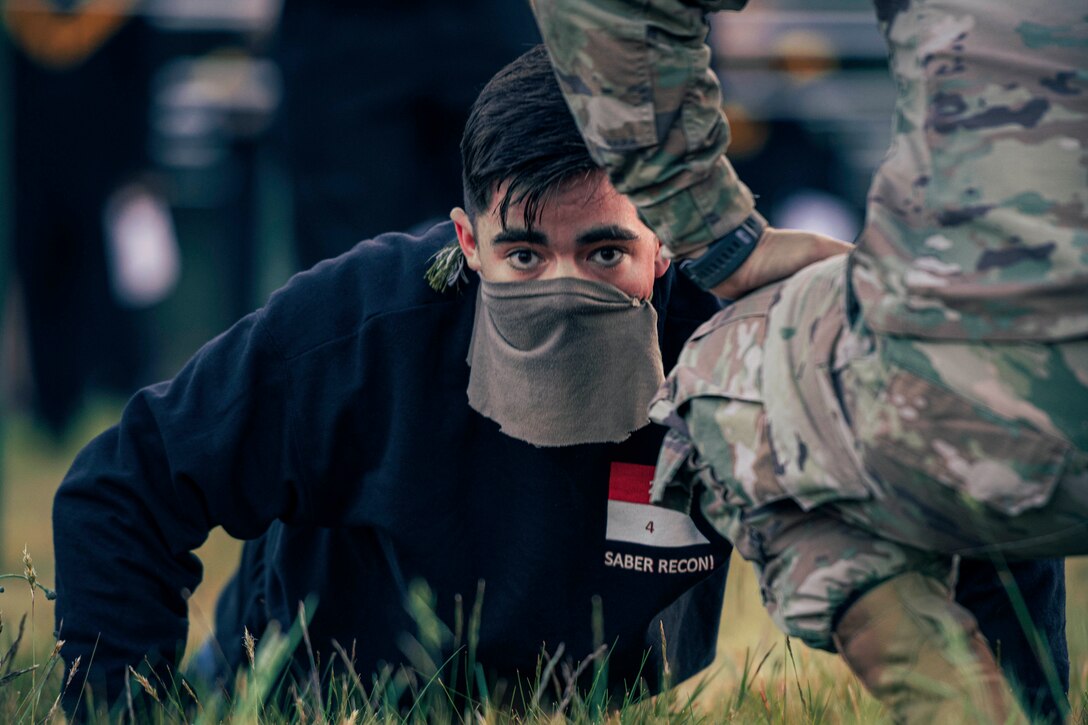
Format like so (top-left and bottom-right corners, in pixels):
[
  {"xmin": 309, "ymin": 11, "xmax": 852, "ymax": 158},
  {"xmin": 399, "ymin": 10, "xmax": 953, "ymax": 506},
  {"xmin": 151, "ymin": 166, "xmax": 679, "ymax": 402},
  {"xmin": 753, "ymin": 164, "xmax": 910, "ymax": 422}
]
[{"xmin": 707, "ymin": 227, "xmax": 853, "ymax": 300}]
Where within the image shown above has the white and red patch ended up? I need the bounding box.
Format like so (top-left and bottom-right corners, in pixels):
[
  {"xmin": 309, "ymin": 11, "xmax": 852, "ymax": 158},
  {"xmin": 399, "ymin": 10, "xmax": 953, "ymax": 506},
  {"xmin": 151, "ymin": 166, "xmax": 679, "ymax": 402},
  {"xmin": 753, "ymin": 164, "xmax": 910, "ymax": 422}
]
[{"xmin": 605, "ymin": 462, "xmax": 708, "ymax": 548}]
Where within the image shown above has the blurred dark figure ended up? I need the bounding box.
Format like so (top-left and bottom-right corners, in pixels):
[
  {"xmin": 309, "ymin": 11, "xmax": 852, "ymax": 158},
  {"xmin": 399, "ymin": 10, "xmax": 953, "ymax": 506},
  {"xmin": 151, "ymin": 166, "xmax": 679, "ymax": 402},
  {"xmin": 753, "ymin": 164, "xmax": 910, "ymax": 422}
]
[
  {"xmin": 275, "ymin": 1, "xmax": 541, "ymax": 269},
  {"xmin": 5, "ymin": 0, "xmax": 157, "ymax": 436}
]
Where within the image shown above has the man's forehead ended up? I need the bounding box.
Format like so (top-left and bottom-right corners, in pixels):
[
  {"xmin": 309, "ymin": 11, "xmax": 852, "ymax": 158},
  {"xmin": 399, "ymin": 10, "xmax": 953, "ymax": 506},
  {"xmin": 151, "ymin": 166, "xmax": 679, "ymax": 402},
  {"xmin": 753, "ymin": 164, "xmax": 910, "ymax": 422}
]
[
  {"xmin": 488, "ymin": 171, "xmax": 610, "ymax": 227},
  {"xmin": 491, "ymin": 224, "xmax": 639, "ymax": 247}
]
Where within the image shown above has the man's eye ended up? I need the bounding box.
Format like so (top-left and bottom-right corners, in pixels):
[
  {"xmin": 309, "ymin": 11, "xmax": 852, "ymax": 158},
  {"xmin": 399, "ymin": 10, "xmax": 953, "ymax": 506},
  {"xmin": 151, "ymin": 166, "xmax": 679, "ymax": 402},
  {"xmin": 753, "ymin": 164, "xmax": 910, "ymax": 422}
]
[
  {"xmin": 507, "ymin": 248, "xmax": 540, "ymax": 270},
  {"xmin": 590, "ymin": 247, "xmax": 625, "ymax": 267}
]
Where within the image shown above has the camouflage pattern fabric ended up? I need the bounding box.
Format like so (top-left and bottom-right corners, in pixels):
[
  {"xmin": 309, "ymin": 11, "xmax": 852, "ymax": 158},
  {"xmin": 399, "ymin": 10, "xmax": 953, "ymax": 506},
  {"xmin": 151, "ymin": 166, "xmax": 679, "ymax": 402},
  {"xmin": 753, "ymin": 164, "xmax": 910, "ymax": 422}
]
[
  {"xmin": 531, "ymin": 0, "xmax": 757, "ymax": 257},
  {"xmin": 649, "ymin": 254, "xmax": 1088, "ymax": 649},
  {"xmin": 540, "ymin": 0, "xmax": 1088, "ymax": 650},
  {"xmin": 831, "ymin": 572, "xmax": 1024, "ymax": 725},
  {"xmin": 770, "ymin": 258, "xmax": 1088, "ymax": 558},
  {"xmin": 855, "ymin": 0, "xmax": 1088, "ymax": 341},
  {"xmin": 833, "ymin": 335, "xmax": 1088, "ymax": 560},
  {"xmin": 533, "ymin": 0, "xmax": 1088, "ymax": 342},
  {"xmin": 649, "ymin": 259, "xmax": 952, "ymax": 649}
]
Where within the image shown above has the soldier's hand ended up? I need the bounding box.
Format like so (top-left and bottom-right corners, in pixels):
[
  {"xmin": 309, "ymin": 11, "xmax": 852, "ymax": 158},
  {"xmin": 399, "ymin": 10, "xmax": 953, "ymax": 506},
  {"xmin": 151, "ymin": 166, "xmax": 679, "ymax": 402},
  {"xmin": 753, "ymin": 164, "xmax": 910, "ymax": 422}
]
[{"xmin": 707, "ymin": 227, "xmax": 853, "ymax": 300}]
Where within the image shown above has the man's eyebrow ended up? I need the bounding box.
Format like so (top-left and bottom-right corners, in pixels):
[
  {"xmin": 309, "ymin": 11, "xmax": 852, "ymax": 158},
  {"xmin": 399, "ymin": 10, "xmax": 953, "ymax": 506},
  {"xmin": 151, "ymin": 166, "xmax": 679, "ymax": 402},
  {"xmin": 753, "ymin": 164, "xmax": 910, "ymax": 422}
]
[
  {"xmin": 492, "ymin": 228, "xmax": 548, "ymax": 245},
  {"xmin": 576, "ymin": 225, "xmax": 640, "ymax": 246}
]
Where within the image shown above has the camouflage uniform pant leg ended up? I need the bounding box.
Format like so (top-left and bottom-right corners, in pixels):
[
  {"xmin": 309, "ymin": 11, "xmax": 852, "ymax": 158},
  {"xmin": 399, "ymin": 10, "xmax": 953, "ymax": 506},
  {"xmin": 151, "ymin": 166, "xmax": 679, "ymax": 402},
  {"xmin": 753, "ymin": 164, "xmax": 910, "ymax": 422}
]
[
  {"xmin": 853, "ymin": 0, "xmax": 1088, "ymax": 342},
  {"xmin": 682, "ymin": 395, "xmax": 953, "ymax": 651},
  {"xmin": 650, "ymin": 274, "xmax": 950, "ymax": 651},
  {"xmin": 831, "ymin": 332, "xmax": 1088, "ymax": 559},
  {"xmin": 759, "ymin": 254, "xmax": 1088, "ymax": 557},
  {"xmin": 654, "ymin": 255, "xmax": 1087, "ymax": 652}
]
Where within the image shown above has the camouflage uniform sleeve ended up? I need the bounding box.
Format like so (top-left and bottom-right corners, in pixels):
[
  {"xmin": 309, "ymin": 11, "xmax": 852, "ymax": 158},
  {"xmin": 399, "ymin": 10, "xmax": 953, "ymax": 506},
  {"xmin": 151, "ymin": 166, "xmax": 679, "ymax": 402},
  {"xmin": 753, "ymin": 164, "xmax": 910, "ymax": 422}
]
[{"xmin": 532, "ymin": 0, "xmax": 757, "ymax": 257}]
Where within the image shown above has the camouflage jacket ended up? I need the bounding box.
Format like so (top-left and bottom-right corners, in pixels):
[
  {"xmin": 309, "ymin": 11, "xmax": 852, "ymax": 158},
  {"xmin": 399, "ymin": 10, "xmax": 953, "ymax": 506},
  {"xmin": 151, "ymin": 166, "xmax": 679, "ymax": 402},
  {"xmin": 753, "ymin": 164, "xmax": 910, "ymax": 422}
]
[{"xmin": 534, "ymin": 0, "xmax": 1088, "ymax": 342}]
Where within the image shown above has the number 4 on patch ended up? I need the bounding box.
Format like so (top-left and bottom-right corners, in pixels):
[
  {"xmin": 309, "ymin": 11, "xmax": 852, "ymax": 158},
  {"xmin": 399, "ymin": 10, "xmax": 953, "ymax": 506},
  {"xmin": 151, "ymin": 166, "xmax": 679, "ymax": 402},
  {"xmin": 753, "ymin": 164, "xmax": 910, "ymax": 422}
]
[{"xmin": 645, "ymin": 521, "xmax": 655, "ymax": 534}]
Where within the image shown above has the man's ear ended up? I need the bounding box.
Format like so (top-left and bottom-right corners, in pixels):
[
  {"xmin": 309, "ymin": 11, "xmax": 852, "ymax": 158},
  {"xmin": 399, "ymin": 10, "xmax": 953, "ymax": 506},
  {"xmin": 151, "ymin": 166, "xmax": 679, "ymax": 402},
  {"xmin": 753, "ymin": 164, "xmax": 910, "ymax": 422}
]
[
  {"xmin": 653, "ymin": 239, "xmax": 671, "ymax": 278},
  {"xmin": 451, "ymin": 207, "xmax": 482, "ymax": 272}
]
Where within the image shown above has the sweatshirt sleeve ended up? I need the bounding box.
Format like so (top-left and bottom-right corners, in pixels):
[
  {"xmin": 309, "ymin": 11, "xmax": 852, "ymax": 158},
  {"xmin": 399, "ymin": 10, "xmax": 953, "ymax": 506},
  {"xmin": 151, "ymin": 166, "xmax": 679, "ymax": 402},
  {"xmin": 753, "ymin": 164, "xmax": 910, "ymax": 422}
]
[
  {"xmin": 533, "ymin": 0, "xmax": 756, "ymax": 257},
  {"xmin": 52, "ymin": 310, "xmax": 308, "ymax": 711}
]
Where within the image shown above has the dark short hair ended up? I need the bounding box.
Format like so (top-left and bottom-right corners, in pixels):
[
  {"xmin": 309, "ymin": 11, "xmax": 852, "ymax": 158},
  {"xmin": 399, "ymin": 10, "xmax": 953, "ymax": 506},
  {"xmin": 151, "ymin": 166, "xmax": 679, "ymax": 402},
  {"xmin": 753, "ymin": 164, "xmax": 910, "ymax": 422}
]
[{"xmin": 461, "ymin": 44, "xmax": 601, "ymax": 227}]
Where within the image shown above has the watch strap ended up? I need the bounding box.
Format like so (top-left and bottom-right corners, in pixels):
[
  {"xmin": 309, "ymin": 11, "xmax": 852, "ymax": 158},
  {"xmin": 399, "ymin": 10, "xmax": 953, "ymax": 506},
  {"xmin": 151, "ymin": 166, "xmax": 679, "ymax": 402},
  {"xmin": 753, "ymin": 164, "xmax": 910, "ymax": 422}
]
[{"xmin": 677, "ymin": 213, "xmax": 766, "ymax": 291}]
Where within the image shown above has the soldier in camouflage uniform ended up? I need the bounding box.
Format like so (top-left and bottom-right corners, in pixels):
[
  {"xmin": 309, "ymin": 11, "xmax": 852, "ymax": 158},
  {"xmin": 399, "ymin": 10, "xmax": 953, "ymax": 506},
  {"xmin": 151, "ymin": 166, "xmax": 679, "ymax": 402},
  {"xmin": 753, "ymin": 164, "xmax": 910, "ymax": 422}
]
[{"xmin": 533, "ymin": 0, "xmax": 1088, "ymax": 721}]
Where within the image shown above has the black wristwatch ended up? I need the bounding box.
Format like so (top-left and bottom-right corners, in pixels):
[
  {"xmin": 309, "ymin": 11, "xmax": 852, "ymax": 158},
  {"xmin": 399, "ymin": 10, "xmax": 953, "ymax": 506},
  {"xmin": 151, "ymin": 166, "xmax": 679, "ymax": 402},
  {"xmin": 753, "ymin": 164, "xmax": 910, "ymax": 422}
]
[{"xmin": 677, "ymin": 213, "xmax": 766, "ymax": 291}]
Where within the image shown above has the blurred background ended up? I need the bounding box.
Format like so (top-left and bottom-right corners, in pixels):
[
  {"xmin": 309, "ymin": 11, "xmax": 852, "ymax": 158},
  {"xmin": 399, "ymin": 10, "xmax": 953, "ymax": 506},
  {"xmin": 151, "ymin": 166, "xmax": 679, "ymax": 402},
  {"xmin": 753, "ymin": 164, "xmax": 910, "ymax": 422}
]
[
  {"xmin": 0, "ymin": 0, "xmax": 891, "ymax": 456},
  {"xmin": 0, "ymin": 0, "xmax": 1083, "ymax": 711}
]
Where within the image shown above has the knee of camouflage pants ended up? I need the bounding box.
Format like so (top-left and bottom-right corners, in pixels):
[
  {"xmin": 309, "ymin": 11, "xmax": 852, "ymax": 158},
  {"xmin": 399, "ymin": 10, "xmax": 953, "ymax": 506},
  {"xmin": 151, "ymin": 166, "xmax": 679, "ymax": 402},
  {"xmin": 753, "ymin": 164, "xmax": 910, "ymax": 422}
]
[
  {"xmin": 761, "ymin": 253, "xmax": 1088, "ymax": 558},
  {"xmin": 719, "ymin": 488, "xmax": 952, "ymax": 652},
  {"xmin": 648, "ymin": 270, "xmax": 950, "ymax": 649},
  {"xmin": 750, "ymin": 506, "xmax": 954, "ymax": 652},
  {"xmin": 837, "ymin": 332, "xmax": 1088, "ymax": 557},
  {"xmin": 653, "ymin": 388, "xmax": 953, "ymax": 651}
]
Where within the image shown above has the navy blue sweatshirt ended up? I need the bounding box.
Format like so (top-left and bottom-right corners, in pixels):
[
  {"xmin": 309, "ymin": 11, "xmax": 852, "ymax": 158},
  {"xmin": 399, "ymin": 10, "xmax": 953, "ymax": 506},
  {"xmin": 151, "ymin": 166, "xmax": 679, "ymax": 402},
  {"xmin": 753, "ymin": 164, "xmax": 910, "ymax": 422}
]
[{"xmin": 52, "ymin": 221, "xmax": 734, "ymax": 709}]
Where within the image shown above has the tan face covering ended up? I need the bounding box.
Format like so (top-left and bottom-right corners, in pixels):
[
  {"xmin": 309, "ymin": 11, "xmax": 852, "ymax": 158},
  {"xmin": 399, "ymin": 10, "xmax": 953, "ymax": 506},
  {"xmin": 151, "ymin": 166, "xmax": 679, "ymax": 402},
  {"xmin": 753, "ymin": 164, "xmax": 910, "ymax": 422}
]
[{"xmin": 467, "ymin": 276, "xmax": 665, "ymax": 447}]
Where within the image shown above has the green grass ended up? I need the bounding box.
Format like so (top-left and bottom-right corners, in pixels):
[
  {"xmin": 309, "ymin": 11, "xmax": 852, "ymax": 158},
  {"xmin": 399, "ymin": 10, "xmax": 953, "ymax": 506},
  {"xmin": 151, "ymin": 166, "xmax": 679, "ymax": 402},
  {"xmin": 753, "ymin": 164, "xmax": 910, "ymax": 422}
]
[
  {"xmin": 1, "ymin": 400, "xmax": 1085, "ymax": 723},
  {"xmin": 0, "ymin": 571, "xmax": 885, "ymax": 725}
]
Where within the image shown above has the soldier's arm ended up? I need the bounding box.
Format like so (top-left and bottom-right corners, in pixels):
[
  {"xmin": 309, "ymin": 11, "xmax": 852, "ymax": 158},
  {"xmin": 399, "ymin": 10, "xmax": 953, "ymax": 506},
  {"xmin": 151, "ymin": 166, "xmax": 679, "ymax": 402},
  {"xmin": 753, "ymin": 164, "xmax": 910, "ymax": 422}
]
[
  {"xmin": 53, "ymin": 311, "xmax": 308, "ymax": 715},
  {"xmin": 533, "ymin": 0, "xmax": 753, "ymax": 257},
  {"xmin": 533, "ymin": 0, "xmax": 852, "ymax": 298}
]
